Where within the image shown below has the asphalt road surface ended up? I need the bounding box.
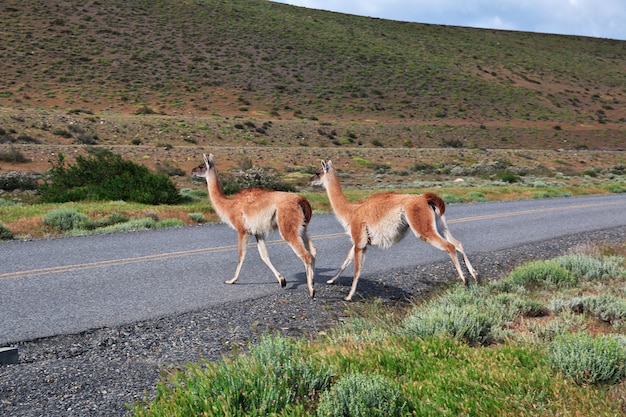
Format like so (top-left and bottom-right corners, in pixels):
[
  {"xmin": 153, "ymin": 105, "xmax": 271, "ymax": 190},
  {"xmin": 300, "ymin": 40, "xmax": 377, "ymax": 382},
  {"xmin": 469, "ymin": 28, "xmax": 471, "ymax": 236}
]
[{"xmin": 1, "ymin": 194, "xmax": 625, "ymax": 345}]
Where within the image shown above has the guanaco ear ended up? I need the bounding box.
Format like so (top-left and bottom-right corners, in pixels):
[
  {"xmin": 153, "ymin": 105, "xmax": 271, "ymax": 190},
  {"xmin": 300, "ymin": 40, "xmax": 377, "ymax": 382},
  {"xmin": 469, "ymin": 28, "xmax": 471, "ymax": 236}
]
[
  {"xmin": 321, "ymin": 160, "xmax": 332, "ymax": 173},
  {"xmin": 326, "ymin": 160, "xmax": 333, "ymax": 171},
  {"xmin": 205, "ymin": 153, "xmax": 216, "ymax": 168}
]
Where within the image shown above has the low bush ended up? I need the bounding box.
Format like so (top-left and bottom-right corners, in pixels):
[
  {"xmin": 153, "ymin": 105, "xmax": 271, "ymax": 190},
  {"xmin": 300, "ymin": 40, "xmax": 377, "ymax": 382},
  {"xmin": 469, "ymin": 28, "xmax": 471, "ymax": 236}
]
[
  {"xmin": 316, "ymin": 372, "xmax": 411, "ymax": 417},
  {"xmin": 548, "ymin": 332, "xmax": 626, "ymax": 384},
  {"xmin": 219, "ymin": 166, "xmax": 296, "ymax": 195},
  {"xmin": 506, "ymin": 260, "xmax": 576, "ymax": 288},
  {"xmin": 553, "ymin": 254, "xmax": 624, "ymax": 281},
  {"xmin": 550, "ymin": 294, "xmax": 626, "ymax": 326},
  {"xmin": 401, "ymin": 287, "xmax": 544, "ymax": 345},
  {"xmin": 187, "ymin": 213, "xmax": 205, "ymax": 223},
  {"xmin": 43, "ymin": 209, "xmax": 88, "ymax": 231}
]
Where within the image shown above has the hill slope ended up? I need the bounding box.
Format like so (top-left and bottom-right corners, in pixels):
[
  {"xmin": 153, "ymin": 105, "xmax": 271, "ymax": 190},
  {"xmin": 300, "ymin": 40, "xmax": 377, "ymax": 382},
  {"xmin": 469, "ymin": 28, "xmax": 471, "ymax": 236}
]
[{"xmin": 1, "ymin": 0, "xmax": 625, "ymax": 169}]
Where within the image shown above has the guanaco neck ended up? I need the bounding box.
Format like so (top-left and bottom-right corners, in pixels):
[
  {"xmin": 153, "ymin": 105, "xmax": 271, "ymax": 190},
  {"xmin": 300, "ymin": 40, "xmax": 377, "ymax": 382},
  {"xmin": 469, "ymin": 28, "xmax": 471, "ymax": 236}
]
[
  {"xmin": 205, "ymin": 167, "xmax": 230, "ymax": 219},
  {"xmin": 324, "ymin": 170, "xmax": 356, "ymax": 221}
]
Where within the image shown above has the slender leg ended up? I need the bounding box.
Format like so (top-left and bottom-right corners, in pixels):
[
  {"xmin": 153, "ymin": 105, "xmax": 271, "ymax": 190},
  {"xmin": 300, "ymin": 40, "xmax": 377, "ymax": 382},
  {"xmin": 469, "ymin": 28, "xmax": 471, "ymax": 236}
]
[
  {"xmin": 328, "ymin": 245, "xmax": 355, "ymax": 284},
  {"xmin": 344, "ymin": 246, "xmax": 366, "ymax": 301},
  {"xmin": 225, "ymin": 231, "xmax": 250, "ymax": 284},
  {"xmin": 256, "ymin": 237, "xmax": 286, "ymax": 287},
  {"xmin": 439, "ymin": 215, "xmax": 479, "ymax": 281},
  {"xmin": 285, "ymin": 236, "xmax": 316, "ymax": 298}
]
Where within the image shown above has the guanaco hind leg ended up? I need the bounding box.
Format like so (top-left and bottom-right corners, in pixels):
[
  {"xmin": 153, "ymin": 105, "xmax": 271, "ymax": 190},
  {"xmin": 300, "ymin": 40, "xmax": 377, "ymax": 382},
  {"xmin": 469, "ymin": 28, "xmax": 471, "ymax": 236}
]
[{"xmin": 327, "ymin": 244, "xmax": 355, "ymax": 284}]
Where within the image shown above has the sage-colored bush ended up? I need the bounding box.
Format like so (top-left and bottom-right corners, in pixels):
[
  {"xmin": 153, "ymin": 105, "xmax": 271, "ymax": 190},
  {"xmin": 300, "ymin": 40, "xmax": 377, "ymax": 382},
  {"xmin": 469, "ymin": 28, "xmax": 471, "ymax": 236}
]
[
  {"xmin": 401, "ymin": 287, "xmax": 544, "ymax": 345},
  {"xmin": 316, "ymin": 372, "xmax": 410, "ymax": 417},
  {"xmin": 553, "ymin": 254, "xmax": 624, "ymax": 281},
  {"xmin": 507, "ymin": 260, "xmax": 576, "ymax": 288},
  {"xmin": 550, "ymin": 294, "xmax": 626, "ymax": 326},
  {"xmin": 43, "ymin": 208, "xmax": 88, "ymax": 231},
  {"xmin": 549, "ymin": 332, "xmax": 626, "ymax": 384}
]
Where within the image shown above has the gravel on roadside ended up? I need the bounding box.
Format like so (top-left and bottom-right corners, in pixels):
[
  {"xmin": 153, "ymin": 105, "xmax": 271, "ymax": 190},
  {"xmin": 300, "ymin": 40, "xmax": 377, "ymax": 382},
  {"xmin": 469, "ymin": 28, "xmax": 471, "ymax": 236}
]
[{"xmin": 1, "ymin": 226, "xmax": 625, "ymax": 417}]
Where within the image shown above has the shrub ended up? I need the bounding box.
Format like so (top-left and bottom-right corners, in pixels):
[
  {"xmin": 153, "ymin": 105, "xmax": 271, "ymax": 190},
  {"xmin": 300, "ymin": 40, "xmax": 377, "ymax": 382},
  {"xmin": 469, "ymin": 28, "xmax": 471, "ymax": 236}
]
[
  {"xmin": 401, "ymin": 287, "xmax": 543, "ymax": 345},
  {"xmin": 0, "ymin": 222, "xmax": 13, "ymax": 240},
  {"xmin": 155, "ymin": 218, "xmax": 184, "ymax": 228},
  {"xmin": 0, "ymin": 146, "xmax": 29, "ymax": 163},
  {"xmin": 219, "ymin": 166, "xmax": 296, "ymax": 195},
  {"xmin": 550, "ymin": 294, "xmax": 626, "ymax": 326},
  {"xmin": 188, "ymin": 213, "xmax": 205, "ymax": 223},
  {"xmin": 80, "ymin": 212, "xmax": 130, "ymax": 230},
  {"xmin": 95, "ymin": 218, "xmax": 157, "ymax": 234},
  {"xmin": 38, "ymin": 150, "xmax": 180, "ymax": 205},
  {"xmin": 506, "ymin": 261, "xmax": 576, "ymax": 288},
  {"xmin": 316, "ymin": 372, "xmax": 411, "ymax": 417},
  {"xmin": 43, "ymin": 209, "xmax": 88, "ymax": 231},
  {"xmin": 548, "ymin": 332, "xmax": 626, "ymax": 384},
  {"xmin": 496, "ymin": 171, "xmax": 521, "ymax": 183},
  {"xmin": 553, "ymin": 254, "xmax": 624, "ymax": 281}
]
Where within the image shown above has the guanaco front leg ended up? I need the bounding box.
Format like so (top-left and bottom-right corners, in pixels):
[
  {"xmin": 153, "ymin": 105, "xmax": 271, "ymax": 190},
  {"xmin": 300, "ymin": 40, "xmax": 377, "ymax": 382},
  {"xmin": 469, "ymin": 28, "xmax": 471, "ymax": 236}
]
[
  {"xmin": 226, "ymin": 231, "xmax": 250, "ymax": 284},
  {"xmin": 344, "ymin": 246, "xmax": 367, "ymax": 301}
]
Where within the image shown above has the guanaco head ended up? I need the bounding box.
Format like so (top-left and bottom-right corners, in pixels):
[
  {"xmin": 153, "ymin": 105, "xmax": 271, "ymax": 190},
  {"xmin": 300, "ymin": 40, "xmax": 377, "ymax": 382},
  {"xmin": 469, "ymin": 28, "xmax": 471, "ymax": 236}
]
[
  {"xmin": 309, "ymin": 160, "xmax": 333, "ymax": 187},
  {"xmin": 191, "ymin": 153, "xmax": 215, "ymax": 178}
]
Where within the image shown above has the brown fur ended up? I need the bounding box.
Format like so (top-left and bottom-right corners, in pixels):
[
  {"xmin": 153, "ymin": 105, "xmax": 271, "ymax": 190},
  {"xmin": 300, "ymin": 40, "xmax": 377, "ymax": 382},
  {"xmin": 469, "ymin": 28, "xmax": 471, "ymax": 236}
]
[
  {"xmin": 310, "ymin": 160, "xmax": 477, "ymax": 301},
  {"xmin": 192, "ymin": 154, "xmax": 317, "ymax": 298}
]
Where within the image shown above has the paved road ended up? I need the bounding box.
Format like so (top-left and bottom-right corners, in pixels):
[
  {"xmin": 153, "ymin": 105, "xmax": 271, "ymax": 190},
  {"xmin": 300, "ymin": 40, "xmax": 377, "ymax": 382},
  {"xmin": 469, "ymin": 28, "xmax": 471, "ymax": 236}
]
[{"xmin": 1, "ymin": 194, "xmax": 625, "ymax": 344}]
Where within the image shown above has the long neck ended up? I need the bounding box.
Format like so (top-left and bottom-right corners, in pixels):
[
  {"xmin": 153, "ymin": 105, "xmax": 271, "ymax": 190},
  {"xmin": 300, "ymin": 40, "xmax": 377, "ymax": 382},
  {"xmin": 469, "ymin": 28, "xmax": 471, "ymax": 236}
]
[
  {"xmin": 324, "ymin": 171, "xmax": 356, "ymax": 221},
  {"xmin": 205, "ymin": 168, "xmax": 230, "ymax": 219}
]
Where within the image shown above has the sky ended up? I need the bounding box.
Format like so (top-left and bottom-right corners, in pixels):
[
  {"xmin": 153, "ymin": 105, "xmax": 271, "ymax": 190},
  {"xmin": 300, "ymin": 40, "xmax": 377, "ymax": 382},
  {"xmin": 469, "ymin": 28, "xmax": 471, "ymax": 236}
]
[{"xmin": 270, "ymin": 0, "xmax": 626, "ymax": 41}]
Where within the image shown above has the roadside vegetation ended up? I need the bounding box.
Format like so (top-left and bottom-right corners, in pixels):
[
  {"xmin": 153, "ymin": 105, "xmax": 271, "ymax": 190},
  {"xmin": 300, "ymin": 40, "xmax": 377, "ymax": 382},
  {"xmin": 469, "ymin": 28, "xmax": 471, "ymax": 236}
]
[
  {"xmin": 0, "ymin": 151, "xmax": 624, "ymax": 239},
  {"xmin": 131, "ymin": 243, "xmax": 626, "ymax": 416}
]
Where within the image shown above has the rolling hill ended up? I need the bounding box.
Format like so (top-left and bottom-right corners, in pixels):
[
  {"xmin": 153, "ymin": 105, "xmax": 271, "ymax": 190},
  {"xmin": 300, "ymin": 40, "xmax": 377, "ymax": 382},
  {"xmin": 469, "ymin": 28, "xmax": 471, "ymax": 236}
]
[{"xmin": 1, "ymin": 0, "xmax": 625, "ymax": 177}]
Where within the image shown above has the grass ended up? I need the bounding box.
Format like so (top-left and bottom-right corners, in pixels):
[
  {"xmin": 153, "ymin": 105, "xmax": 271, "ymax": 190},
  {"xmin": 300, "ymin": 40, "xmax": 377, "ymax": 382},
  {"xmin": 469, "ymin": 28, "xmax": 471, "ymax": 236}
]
[{"xmin": 131, "ymin": 246, "xmax": 626, "ymax": 416}]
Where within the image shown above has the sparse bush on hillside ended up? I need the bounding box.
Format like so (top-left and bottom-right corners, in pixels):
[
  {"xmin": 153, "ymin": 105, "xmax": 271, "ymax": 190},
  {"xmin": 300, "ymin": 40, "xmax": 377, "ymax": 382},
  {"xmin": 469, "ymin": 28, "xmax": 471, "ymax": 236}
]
[
  {"xmin": 155, "ymin": 161, "xmax": 185, "ymax": 177},
  {"xmin": 219, "ymin": 166, "xmax": 297, "ymax": 195},
  {"xmin": 0, "ymin": 146, "xmax": 29, "ymax": 163},
  {"xmin": 38, "ymin": 149, "xmax": 180, "ymax": 204},
  {"xmin": 68, "ymin": 125, "xmax": 98, "ymax": 145}
]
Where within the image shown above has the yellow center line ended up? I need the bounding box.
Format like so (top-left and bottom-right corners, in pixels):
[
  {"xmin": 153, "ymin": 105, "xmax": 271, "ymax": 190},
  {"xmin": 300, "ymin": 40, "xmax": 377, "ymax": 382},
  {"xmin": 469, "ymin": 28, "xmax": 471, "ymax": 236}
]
[
  {"xmin": 1, "ymin": 200, "xmax": 623, "ymax": 280},
  {"xmin": 448, "ymin": 200, "xmax": 625, "ymax": 224}
]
